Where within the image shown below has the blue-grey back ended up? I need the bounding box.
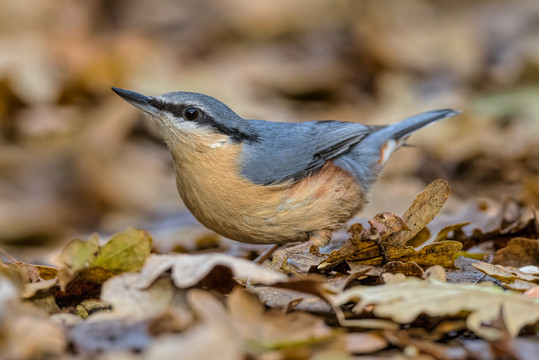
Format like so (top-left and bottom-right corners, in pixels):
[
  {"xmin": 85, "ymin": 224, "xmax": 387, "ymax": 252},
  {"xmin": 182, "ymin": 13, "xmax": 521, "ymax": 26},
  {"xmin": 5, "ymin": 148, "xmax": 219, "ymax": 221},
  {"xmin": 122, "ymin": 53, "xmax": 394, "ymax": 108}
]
[{"xmin": 240, "ymin": 119, "xmax": 374, "ymax": 185}]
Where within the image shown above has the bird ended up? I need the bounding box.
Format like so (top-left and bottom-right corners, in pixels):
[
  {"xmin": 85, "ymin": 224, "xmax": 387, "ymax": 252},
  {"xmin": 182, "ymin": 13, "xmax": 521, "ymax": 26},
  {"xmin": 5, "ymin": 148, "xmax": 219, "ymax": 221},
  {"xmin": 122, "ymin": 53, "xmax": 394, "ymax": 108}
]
[{"xmin": 112, "ymin": 87, "xmax": 459, "ymax": 248}]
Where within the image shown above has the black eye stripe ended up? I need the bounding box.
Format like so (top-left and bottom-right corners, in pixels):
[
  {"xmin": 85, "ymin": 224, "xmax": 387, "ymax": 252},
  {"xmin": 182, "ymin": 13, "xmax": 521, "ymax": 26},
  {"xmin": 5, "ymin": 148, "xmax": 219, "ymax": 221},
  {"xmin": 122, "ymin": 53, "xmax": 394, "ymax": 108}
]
[
  {"xmin": 148, "ymin": 99, "xmax": 204, "ymax": 121},
  {"xmin": 148, "ymin": 99, "xmax": 183, "ymax": 118},
  {"xmin": 147, "ymin": 98, "xmax": 258, "ymax": 143}
]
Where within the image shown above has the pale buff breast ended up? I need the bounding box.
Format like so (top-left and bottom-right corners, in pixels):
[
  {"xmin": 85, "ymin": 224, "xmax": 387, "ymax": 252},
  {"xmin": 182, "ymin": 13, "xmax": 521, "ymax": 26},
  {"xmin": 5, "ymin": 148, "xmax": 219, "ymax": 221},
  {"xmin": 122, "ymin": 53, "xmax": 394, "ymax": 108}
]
[{"xmin": 169, "ymin": 135, "xmax": 365, "ymax": 244}]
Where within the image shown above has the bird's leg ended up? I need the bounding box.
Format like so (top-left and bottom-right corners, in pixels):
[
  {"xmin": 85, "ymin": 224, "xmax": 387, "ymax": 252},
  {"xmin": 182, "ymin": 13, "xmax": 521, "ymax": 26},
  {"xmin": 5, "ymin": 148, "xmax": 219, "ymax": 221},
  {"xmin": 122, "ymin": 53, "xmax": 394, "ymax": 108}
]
[{"xmin": 267, "ymin": 229, "xmax": 333, "ymax": 273}]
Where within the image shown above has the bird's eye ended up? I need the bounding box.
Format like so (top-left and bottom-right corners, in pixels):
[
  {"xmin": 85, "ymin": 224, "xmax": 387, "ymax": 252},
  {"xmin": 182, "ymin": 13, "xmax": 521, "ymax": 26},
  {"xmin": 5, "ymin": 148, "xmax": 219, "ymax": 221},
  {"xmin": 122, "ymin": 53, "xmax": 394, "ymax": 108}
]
[{"xmin": 184, "ymin": 107, "xmax": 199, "ymax": 121}]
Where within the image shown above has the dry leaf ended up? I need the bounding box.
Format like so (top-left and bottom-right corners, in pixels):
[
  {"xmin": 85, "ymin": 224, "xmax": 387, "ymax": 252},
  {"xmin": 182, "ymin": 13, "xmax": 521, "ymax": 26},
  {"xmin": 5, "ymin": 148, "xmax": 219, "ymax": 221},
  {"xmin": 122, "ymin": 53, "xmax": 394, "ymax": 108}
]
[
  {"xmin": 249, "ymin": 286, "xmax": 333, "ymax": 315},
  {"xmin": 450, "ymin": 206, "xmax": 539, "ymax": 251},
  {"xmin": 58, "ymin": 234, "xmax": 99, "ymax": 276},
  {"xmin": 493, "ymin": 237, "xmax": 539, "ymax": 267},
  {"xmin": 321, "ymin": 213, "xmax": 408, "ymax": 268},
  {"xmin": 433, "ymin": 222, "xmax": 470, "ymax": 243},
  {"xmin": 320, "ymin": 180, "xmax": 458, "ymax": 270},
  {"xmin": 396, "ymin": 241, "xmax": 462, "ymax": 268},
  {"xmin": 136, "ymin": 253, "xmax": 287, "ymax": 290},
  {"xmin": 0, "ymin": 254, "xmax": 60, "ymax": 300},
  {"xmin": 249, "ymin": 275, "xmax": 335, "ymax": 315},
  {"xmin": 22, "ymin": 278, "xmax": 58, "ymax": 299},
  {"xmin": 503, "ymin": 279, "xmax": 537, "ymax": 292},
  {"xmin": 332, "ymin": 277, "xmax": 539, "ymax": 340},
  {"xmin": 100, "ymin": 273, "xmax": 191, "ymax": 326},
  {"xmin": 381, "ymin": 261, "xmax": 424, "ymax": 277},
  {"xmin": 58, "ymin": 228, "xmax": 152, "ymax": 290},
  {"xmin": 226, "ymin": 288, "xmax": 339, "ymax": 354},
  {"xmin": 405, "ymin": 226, "xmax": 431, "ymax": 248},
  {"xmin": 92, "ymin": 228, "xmax": 153, "ymax": 272},
  {"xmin": 385, "ymin": 179, "xmax": 450, "ymax": 248},
  {"xmin": 471, "ymin": 262, "xmax": 539, "ymax": 291}
]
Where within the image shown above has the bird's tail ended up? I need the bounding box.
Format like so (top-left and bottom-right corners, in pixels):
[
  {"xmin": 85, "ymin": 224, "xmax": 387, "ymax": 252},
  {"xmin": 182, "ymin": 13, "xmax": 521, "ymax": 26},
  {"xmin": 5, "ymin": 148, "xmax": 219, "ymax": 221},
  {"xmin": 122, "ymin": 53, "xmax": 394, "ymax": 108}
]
[
  {"xmin": 334, "ymin": 109, "xmax": 460, "ymax": 189},
  {"xmin": 370, "ymin": 108, "xmax": 459, "ymax": 165},
  {"xmin": 384, "ymin": 109, "xmax": 459, "ymax": 141}
]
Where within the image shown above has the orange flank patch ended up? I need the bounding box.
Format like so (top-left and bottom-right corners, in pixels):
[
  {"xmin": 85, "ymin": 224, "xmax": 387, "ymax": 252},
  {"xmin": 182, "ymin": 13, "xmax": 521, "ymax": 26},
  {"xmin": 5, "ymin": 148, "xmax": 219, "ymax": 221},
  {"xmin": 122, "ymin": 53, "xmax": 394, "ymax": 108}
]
[{"xmin": 287, "ymin": 162, "xmax": 358, "ymax": 200}]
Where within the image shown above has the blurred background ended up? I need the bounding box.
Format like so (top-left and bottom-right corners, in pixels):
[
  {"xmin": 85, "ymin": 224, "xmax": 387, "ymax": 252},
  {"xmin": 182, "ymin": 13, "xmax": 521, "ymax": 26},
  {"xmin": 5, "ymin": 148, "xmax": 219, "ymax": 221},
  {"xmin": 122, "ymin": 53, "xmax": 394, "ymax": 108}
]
[{"xmin": 1, "ymin": 0, "xmax": 538, "ymax": 255}]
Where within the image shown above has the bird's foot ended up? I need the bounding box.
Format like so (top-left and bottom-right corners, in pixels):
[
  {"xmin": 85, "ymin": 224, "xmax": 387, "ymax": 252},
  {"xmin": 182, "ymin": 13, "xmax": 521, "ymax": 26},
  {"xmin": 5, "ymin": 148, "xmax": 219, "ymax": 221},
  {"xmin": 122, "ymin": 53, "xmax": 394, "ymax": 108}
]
[
  {"xmin": 267, "ymin": 241, "xmax": 316, "ymax": 274},
  {"xmin": 265, "ymin": 230, "xmax": 333, "ymax": 274}
]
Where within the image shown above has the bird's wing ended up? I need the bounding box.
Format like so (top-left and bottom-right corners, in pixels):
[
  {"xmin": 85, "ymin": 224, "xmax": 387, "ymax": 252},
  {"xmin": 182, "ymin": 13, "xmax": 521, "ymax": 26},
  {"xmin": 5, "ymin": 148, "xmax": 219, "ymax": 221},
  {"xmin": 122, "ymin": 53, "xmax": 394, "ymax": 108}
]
[{"xmin": 239, "ymin": 120, "xmax": 375, "ymax": 185}]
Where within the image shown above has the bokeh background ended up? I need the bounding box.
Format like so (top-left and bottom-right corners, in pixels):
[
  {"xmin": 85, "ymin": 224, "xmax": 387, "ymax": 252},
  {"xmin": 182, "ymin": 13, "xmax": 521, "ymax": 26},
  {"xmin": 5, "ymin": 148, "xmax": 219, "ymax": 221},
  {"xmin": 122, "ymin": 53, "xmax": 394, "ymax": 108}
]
[{"xmin": 1, "ymin": 0, "xmax": 538, "ymax": 255}]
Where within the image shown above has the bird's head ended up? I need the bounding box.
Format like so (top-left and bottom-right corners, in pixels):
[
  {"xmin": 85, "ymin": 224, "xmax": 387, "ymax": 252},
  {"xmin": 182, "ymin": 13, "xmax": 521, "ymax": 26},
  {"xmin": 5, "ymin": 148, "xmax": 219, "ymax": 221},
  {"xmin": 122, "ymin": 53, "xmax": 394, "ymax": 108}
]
[{"xmin": 111, "ymin": 87, "xmax": 258, "ymax": 151}]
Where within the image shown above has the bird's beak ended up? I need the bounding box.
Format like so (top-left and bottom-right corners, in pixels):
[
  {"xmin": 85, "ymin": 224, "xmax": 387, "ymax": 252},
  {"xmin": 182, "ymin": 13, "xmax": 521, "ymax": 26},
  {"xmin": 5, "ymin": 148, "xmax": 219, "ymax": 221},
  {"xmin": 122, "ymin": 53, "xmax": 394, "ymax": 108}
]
[{"xmin": 111, "ymin": 87, "xmax": 160, "ymax": 116}]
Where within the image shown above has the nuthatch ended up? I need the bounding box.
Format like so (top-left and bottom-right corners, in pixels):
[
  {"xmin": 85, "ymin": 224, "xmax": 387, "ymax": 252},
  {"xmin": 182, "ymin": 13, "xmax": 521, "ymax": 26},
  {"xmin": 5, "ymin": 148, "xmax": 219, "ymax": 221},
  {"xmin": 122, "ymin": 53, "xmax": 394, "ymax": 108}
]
[{"xmin": 112, "ymin": 87, "xmax": 459, "ymax": 247}]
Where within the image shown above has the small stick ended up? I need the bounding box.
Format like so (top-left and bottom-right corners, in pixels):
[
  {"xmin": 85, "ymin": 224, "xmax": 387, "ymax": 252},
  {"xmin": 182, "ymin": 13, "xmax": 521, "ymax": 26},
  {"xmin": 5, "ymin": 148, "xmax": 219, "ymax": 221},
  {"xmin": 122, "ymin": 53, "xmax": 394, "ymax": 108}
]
[{"xmin": 253, "ymin": 244, "xmax": 279, "ymax": 264}]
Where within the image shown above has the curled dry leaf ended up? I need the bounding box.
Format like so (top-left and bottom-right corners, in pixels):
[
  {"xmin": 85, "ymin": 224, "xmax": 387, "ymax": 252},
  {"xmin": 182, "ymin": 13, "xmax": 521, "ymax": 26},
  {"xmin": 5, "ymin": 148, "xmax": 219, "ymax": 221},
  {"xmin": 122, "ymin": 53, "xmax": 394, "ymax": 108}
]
[
  {"xmin": 22, "ymin": 278, "xmax": 58, "ymax": 299},
  {"xmin": 332, "ymin": 277, "xmax": 539, "ymax": 340},
  {"xmin": 0, "ymin": 252, "xmax": 60, "ymax": 299},
  {"xmin": 1, "ymin": 249, "xmax": 57, "ymax": 282},
  {"xmin": 433, "ymin": 222, "xmax": 469, "ymax": 243},
  {"xmin": 320, "ymin": 180, "xmax": 460, "ymax": 270},
  {"xmin": 136, "ymin": 253, "xmax": 287, "ymax": 290},
  {"xmin": 321, "ymin": 213, "xmax": 410, "ymax": 268}
]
